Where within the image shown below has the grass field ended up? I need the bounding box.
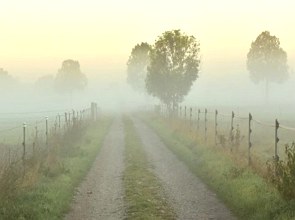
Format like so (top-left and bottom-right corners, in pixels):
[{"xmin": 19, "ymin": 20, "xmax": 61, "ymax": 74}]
[
  {"xmin": 0, "ymin": 116, "xmax": 112, "ymax": 220},
  {"xmin": 141, "ymin": 113, "xmax": 295, "ymax": 220}
]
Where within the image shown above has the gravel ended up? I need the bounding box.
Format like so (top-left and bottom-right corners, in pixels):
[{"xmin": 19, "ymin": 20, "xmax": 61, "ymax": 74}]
[
  {"xmin": 64, "ymin": 117, "xmax": 126, "ymax": 220},
  {"xmin": 132, "ymin": 117, "xmax": 236, "ymax": 220}
]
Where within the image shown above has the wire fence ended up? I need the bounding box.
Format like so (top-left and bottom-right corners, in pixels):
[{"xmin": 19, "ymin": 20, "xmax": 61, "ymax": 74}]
[
  {"xmin": 0, "ymin": 102, "xmax": 99, "ymax": 176},
  {"xmin": 156, "ymin": 104, "xmax": 295, "ymax": 166}
]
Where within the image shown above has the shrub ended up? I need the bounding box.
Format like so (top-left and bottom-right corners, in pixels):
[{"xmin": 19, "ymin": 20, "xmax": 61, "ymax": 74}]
[{"xmin": 267, "ymin": 142, "xmax": 295, "ymax": 200}]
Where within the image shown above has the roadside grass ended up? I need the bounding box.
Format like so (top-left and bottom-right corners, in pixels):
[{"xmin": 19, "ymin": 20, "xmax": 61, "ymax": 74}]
[
  {"xmin": 141, "ymin": 114, "xmax": 295, "ymax": 220},
  {"xmin": 0, "ymin": 116, "xmax": 112, "ymax": 220},
  {"xmin": 123, "ymin": 116, "xmax": 176, "ymax": 220}
]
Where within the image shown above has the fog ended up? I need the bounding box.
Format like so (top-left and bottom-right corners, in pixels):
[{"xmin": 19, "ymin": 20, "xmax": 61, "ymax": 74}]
[{"xmin": 1, "ymin": 0, "xmax": 295, "ymax": 126}]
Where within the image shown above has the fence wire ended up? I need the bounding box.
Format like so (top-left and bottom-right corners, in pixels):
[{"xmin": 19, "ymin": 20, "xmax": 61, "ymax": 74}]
[{"xmin": 158, "ymin": 104, "xmax": 295, "ymax": 165}]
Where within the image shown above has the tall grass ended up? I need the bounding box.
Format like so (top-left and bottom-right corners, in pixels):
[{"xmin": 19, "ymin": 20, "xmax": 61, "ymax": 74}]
[
  {"xmin": 142, "ymin": 113, "xmax": 295, "ymax": 220},
  {"xmin": 0, "ymin": 116, "xmax": 112, "ymax": 219}
]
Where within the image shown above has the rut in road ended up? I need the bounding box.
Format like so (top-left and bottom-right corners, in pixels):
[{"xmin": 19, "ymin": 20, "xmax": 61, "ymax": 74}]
[
  {"xmin": 132, "ymin": 117, "xmax": 236, "ymax": 220},
  {"xmin": 65, "ymin": 117, "xmax": 125, "ymax": 220}
]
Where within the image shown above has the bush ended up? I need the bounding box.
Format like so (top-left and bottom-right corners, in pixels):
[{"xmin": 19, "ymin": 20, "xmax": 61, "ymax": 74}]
[{"xmin": 267, "ymin": 142, "xmax": 295, "ymax": 200}]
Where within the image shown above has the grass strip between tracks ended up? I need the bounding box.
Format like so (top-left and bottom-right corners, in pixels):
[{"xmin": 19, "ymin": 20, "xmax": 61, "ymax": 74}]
[{"xmin": 123, "ymin": 116, "xmax": 176, "ymax": 220}]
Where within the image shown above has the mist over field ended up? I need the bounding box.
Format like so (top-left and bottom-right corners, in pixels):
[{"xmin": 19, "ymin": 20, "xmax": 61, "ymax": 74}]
[{"xmin": 2, "ymin": 1, "xmax": 295, "ymax": 220}]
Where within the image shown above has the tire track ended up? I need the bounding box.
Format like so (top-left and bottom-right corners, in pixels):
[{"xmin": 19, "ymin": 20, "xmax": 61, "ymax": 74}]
[
  {"xmin": 65, "ymin": 117, "xmax": 125, "ymax": 220},
  {"xmin": 132, "ymin": 117, "xmax": 236, "ymax": 220}
]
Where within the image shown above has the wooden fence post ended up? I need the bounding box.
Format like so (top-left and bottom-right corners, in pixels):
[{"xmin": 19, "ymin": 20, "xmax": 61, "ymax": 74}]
[
  {"xmin": 73, "ymin": 110, "xmax": 76, "ymax": 126},
  {"xmin": 91, "ymin": 102, "xmax": 98, "ymax": 121},
  {"xmin": 68, "ymin": 112, "xmax": 71, "ymax": 127},
  {"xmin": 22, "ymin": 122, "xmax": 26, "ymax": 166},
  {"xmin": 248, "ymin": 113, "xmax": 252, "ymax": 165},
  {"xmin": 65, "ymin": 112, "xmax": 68, "ymax": 128},
  {"xmin": 275, "ymin": 119, "xmax": 280, "ymax": 161}
]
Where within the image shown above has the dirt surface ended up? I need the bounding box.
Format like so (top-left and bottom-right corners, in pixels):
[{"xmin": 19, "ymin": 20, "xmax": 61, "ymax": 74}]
[
  {"xmin": 65, "ymin": 116, "xmax": 236, "ymax": 220},
  {"xmin": 64, "ymin": 118, "xmax": 126, "ymax": 220},
  {"xmin": 132, "ymin": 117, "xmax": 236, "ymax": 220}
]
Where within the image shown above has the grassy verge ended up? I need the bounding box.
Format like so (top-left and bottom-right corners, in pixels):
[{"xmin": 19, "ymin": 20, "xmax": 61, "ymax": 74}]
[
  {"xmin": 123, "ymin": 116, "xmax": 176, "ymax": 220},
  {"xmin": 141, "ymin": 114, "xmax": 295, "ymax": 220},
  {"xmin": 0, "ymin": 116, "xmax": 112, "ymax": 220}
]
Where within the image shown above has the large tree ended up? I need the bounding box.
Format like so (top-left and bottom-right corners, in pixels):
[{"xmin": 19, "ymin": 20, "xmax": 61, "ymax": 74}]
[
  {"xmin": 127, "ymin": 42, "xmax": 151, "ymax": 92},
  {"xmin": 247, "ymin": 31, "xmax": 288, "ymax": 102},
  {"xmin": 146, "ymin": 30, "xmax": 200, "ymax": 108},
  {"xmin": 55, "ymin": 59, "xmax": 87, "ymax": 94}
]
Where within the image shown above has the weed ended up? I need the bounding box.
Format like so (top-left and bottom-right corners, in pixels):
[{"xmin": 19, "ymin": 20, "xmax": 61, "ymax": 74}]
[{"xmin": 267, "ymin": 142, "xmax": 295, "ymax": 200}]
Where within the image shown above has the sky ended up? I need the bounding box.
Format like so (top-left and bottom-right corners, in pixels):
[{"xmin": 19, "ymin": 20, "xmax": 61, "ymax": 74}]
[{"xmin": 0, "ymin": 0, "xmax": 294, "ymax": 82}]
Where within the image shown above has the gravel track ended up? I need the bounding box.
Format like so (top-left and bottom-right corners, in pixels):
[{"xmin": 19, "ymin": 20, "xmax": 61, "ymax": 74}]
[
  {"xmin": 132, "ymin": 117, "xmax": 236, "ymax": 220},
  {"xmin": 65, "ymin": 118, "xmax": 126, "ymax": 220}
]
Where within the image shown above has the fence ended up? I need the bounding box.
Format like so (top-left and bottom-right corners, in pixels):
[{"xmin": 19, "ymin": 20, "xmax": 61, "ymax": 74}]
[
  {"xmin": 156, "ymin": 104, "xmax": 295, "ymax": 166},
  {"xmin": 0, "ymin": 102, "xmax": 98, "ymax": 176}
]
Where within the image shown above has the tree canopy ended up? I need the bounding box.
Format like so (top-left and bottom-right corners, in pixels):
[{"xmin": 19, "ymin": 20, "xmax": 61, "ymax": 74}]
[
  {"xmin": 247, "ymin": 31, "xmax": 288, "ymax": 84},
  {"xmin": 127, "ymin": 42, "xmax": 151, "ymax": 92},
  {"xmin": 55, "ymin": 60, "xmax": 87, "ymax": 94},
  {"xmin": 146, "ymin": 30, "xmax": 200, "ymax": 107}
]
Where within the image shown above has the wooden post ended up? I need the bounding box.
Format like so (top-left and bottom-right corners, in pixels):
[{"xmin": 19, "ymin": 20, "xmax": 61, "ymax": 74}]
[
  {"xmin": 73, "ymin": 110, "xmax": 76, "ymax": 126},
  {"xmin": 275, "ymin": 119, "xmax": 280, "ymax": 161},
  {"xmin": 215, "ymin": 110, "xmax": 218, "ymax": 146},
  {"xmin": 65, "ymin": 112, "xmax": 68, "ymax": 127},
  {"xmin": 205, "ymin": 109, "xmax": 208, "ymax": 142},
  {"xmin": 22, "ymin": 122, "xmax": 26, "ymax": 165},
  {"xmin": 91, "ymin": 102, "xmax": 97, "ymax": 121},
  {"xmin": 54, "ymin": 116, "xmax": 57, "ymax": 134},
  {"xmin": 184, "ymin": 106, "xmax": 187, "ymax": 120},
  {"xmin": 248, "ymin": 113, "xmax": 252, "ymax": 165},
  {"xmin": 68, "ymin": 112, "xmax": 71, "ymax": 127}
]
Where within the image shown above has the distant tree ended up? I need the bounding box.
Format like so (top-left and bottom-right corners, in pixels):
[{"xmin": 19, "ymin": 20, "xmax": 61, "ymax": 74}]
[
  {"xmin": 247, "ymin": 31, "xmax": 288, "ymax": 103},
  {"xmin": 55, "ymin": 60, "xmax": 87, "ymax": 94},
  {"xmin": 127, "ymin": 42, "xmax": 151, "ymax": 92},
  {"xmin": 146, "ymin": 30, "xmax": 200, "ymax": 109}
]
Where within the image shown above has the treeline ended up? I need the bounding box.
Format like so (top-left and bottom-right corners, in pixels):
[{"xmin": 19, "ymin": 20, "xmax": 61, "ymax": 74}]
[
  {"xmin": 127, "ymin": 29, "xmax": 289, "ymax": 106},
  {"xmin": 0, "ymin": 59, "xmax": 87, "ymax": 94}
]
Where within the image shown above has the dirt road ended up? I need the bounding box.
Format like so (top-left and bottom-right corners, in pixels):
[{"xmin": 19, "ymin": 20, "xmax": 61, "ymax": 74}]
[
  {"xmin": 132, "ymin": 117, "xmax": 236, "ymax": 220},
  {"xmin": 65, "ymin": 116, "xmax": 236, "ymax": 220},
  {"xmin": 65, "ymin": 118, "xmax": 126, "ymax": 220}
]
